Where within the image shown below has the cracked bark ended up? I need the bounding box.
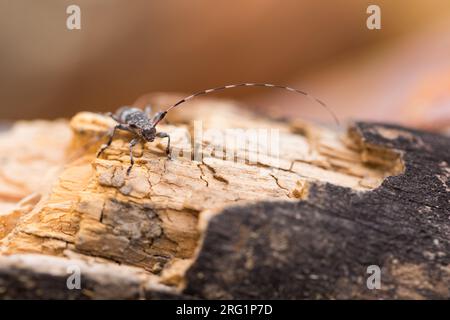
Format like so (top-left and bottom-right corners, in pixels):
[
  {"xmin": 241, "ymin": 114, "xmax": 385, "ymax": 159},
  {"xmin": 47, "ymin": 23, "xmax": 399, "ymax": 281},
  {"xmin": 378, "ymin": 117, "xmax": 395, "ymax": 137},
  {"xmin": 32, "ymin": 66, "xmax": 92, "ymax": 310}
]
[{"xmin": 0, "ymin": 95, "xmax": 449, "ymax": 299}]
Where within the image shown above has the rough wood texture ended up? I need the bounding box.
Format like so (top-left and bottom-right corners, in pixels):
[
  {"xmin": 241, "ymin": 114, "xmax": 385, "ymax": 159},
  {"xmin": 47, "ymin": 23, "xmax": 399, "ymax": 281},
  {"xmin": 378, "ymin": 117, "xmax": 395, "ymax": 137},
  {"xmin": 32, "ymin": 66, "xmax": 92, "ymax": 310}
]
[
  {"xmin": 184, "ymin": 123, "xmax": 450, "ymax": 299},
  {"xmin": 0, "ymin": 96, "xmax": 448, "ymax": 299}
]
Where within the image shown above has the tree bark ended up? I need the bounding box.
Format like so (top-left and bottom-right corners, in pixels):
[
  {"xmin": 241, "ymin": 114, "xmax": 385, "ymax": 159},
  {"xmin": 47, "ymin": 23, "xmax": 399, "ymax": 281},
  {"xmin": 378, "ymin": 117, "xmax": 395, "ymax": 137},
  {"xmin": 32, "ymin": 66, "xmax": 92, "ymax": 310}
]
[{"xmin": 0, "ymin": 96, "xmax": 448, "ymax": 299}]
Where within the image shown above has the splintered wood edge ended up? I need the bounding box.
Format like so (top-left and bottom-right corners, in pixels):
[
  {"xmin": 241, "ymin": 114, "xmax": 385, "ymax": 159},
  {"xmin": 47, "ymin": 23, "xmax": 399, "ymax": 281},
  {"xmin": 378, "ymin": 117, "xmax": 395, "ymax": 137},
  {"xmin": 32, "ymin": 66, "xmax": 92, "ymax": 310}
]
[
  {"xmin": 0, "ymin": 104, "xmax": 410, "ymax": 298},
  {"xmin": 160, "ymin": 123, "xmax": 408, "ymax": 290},
  {"xmin": 162, "ymin": 121, "xmax": 408, "ymax": 289}
]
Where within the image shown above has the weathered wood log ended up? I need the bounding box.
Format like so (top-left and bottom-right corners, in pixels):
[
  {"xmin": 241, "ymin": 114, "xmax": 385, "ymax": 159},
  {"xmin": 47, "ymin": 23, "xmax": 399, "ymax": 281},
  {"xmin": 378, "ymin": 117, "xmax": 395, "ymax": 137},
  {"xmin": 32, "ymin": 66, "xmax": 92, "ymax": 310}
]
[{"xmin": 0, "ymin": 96, "xmax": 448, "ymax": 299}]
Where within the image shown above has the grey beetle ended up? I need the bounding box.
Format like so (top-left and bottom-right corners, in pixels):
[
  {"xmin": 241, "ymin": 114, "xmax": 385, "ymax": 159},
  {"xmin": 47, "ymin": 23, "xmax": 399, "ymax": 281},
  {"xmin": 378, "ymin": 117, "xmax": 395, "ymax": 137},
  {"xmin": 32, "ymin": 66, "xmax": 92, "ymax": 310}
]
[{"xmin": 97, "ymin": 83, "xmax": 338, "ymax": 175}]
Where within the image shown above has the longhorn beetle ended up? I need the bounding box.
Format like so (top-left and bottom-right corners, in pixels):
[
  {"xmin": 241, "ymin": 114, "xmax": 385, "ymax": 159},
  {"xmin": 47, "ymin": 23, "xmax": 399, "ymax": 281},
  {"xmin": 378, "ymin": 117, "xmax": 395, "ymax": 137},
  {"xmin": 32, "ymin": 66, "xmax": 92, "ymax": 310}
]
[{"xmin": 97, "ymin": 83, "xmax": 339, "ymax": 175}]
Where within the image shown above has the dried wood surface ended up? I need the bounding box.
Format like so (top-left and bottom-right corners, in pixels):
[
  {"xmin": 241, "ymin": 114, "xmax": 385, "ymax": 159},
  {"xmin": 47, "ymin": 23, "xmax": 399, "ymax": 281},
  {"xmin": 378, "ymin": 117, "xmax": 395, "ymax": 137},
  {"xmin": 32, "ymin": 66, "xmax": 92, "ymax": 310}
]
[{"xmin": 0, "ymin": 96, "xmax": 448, "ymax": 299}]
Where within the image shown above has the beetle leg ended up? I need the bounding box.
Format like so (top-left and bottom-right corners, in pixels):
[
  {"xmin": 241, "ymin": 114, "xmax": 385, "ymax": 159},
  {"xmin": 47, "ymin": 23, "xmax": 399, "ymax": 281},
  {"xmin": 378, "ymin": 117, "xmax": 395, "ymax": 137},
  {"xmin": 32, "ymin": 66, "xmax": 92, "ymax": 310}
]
[
  {"xmin": 126, "ymin": 137, "xmax": 140, "ymax": 175},
  {"xmin": 156, "ymin": 131, "xmax": 171, "ymax": 159},
  {"xmin": 105, "ymin": 112, "xmax": 121, "ymax": 122},
  {"xmin": 97, "ymin": 124, "xmax": 131, "ymax": 157}
]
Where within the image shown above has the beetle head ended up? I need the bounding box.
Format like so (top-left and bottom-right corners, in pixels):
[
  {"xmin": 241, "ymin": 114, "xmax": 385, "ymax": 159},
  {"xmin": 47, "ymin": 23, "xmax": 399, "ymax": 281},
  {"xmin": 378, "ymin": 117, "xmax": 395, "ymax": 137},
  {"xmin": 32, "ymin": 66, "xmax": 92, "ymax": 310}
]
[{"xmin": 142, "ymin": 127, "xmax": 157, "ymax": 141}]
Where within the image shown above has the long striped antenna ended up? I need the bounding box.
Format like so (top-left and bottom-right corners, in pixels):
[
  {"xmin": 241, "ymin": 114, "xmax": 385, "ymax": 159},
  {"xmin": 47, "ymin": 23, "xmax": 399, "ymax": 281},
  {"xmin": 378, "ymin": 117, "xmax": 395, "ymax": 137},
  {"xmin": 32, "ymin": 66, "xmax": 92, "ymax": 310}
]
[{"xmin": 163, "ymin": 83, "xmax": 339, "ymax": 126}]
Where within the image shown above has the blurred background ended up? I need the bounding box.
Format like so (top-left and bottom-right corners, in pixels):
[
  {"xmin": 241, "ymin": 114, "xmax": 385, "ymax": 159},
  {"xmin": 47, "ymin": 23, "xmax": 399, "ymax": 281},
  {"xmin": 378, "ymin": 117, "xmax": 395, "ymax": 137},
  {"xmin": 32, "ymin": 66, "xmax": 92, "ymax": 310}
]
[{"xmin": 0, "ymin": 0, "xmax": 449, "ymax": 131}]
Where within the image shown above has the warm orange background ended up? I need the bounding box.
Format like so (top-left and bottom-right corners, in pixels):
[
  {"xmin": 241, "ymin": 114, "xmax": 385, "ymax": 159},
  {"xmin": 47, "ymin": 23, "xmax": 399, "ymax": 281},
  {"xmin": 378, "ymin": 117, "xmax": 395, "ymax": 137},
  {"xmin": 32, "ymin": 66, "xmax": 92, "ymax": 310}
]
[{"xmin": 0, "ymin": 1, "xmax": 449, "ymax": 131}]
